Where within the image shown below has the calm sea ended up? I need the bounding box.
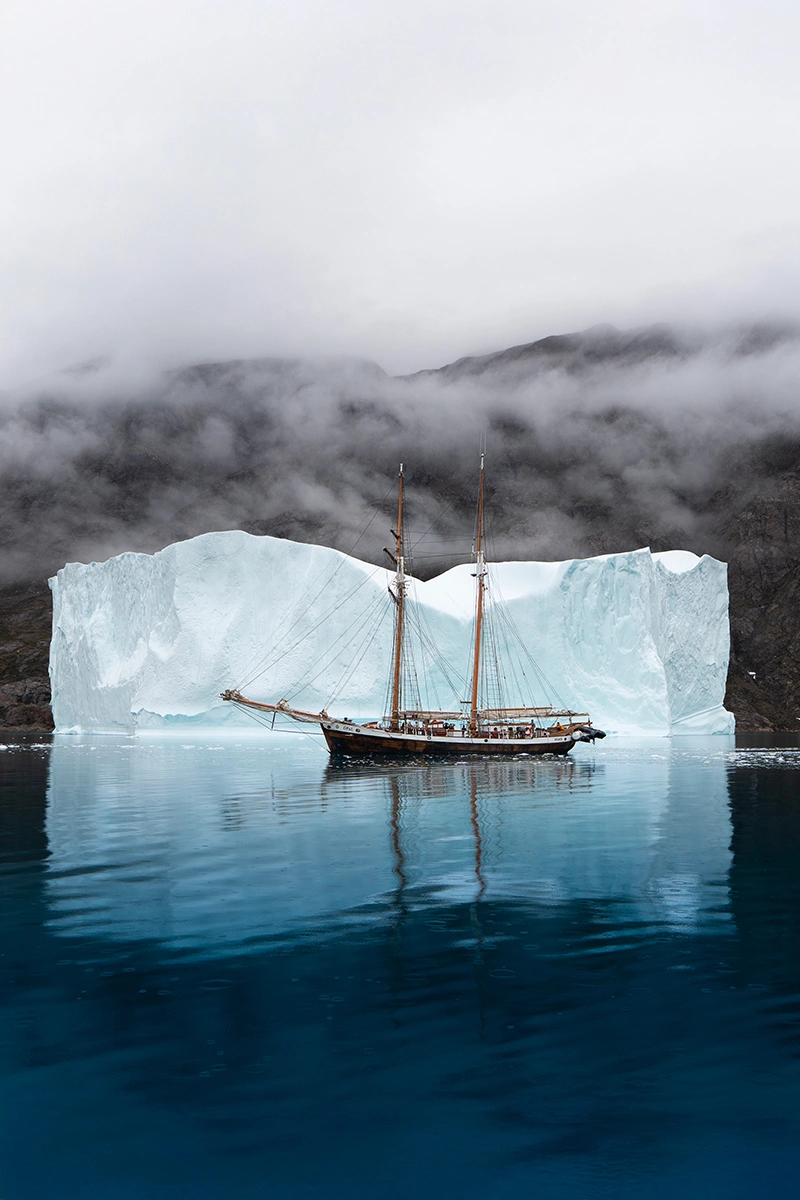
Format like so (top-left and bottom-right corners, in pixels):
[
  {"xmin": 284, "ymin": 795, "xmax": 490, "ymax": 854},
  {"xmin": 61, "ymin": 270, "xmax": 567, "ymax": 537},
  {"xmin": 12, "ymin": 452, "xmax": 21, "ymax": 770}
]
[{"xmin": 2, "ymin": 733, "xmax": 800, "ymax": 1199}]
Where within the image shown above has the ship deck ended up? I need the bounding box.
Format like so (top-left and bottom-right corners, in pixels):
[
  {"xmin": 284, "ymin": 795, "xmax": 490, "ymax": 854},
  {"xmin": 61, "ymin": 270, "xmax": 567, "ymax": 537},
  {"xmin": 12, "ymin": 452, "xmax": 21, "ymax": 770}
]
[{"xmin": 321, "ymin": 721, "xmax": 575, "ymax": 757}]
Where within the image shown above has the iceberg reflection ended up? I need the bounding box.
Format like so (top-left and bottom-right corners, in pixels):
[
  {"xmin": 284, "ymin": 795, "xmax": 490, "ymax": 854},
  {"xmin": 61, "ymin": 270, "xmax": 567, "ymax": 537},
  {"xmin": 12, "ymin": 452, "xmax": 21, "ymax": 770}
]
[{"xmin": 44, "ymin": 737, "xmax": 733, "ymax": 953}]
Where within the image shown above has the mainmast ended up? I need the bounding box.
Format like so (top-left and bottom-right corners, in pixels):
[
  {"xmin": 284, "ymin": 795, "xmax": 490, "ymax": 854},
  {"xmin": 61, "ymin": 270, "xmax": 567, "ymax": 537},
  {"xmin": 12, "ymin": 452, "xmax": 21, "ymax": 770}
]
[
  {"xmin": 389, "ymin": 464, "xmax": 407, "ymax": 731},
  {"xmin": 468, "ymin": 453, "xmax": 487, "ymax": 735}
]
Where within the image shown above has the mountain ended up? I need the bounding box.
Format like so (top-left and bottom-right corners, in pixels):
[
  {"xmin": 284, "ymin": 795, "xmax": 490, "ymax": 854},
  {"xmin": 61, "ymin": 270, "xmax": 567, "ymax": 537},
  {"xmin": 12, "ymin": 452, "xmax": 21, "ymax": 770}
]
[{"xmin": 1, "ymin": 322, "xmax": 799, "ymax": 731}]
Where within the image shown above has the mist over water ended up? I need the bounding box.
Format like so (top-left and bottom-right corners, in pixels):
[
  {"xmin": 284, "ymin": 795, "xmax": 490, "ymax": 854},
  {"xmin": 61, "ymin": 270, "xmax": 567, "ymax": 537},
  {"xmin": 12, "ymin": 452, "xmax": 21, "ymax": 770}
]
[{"xmin": 3, "ymin": 323, "xmax": 800, "ymax": 584}]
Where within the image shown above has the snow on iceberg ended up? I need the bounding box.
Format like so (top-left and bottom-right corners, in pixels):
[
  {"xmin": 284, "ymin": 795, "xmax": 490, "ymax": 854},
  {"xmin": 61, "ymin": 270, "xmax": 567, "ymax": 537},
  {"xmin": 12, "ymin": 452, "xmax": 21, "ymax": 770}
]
[{"xmin": 48, "ymin": 531, "xmax": 734, "ymax": 735}]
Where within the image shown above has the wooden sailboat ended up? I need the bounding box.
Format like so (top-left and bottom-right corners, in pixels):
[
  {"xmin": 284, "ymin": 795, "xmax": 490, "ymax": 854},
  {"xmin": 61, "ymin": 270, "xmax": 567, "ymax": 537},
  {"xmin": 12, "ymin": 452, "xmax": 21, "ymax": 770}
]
[{"xmin": 221, "ymin": 457, "xmax": 606, "ymax": 756}]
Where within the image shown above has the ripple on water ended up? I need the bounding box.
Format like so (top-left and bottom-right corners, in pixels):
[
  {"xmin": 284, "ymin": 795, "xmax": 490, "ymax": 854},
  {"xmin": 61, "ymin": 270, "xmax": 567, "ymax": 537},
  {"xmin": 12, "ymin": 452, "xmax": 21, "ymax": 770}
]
[{"xmin": 5, "ymin": 736, "xmax": 800, "ymax": 1198}]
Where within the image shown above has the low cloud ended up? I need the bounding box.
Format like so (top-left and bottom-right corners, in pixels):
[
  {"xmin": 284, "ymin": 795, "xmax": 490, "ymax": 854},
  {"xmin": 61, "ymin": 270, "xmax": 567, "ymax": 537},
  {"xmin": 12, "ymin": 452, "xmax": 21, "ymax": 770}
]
[{"xmin": 2, "ymin": 323, "xmax": 800, "ymax": 586}]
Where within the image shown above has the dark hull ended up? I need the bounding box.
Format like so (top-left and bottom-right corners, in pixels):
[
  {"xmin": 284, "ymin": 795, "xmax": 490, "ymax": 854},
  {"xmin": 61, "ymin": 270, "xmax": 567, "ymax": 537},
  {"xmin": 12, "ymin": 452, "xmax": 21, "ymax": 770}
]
[{"xmin": 321, "ymin": 722, "xmax": 575, "ymax": 757}]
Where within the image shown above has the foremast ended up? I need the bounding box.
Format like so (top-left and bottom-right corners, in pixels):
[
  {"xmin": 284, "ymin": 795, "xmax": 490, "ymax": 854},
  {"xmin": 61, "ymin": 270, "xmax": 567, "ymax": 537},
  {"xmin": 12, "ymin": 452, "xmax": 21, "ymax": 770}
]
[
  {"xmin": 468, "ymin": 452, "xmax": 487, "ymax": 735},
  {"xmin": 389, "ymin": 464, "xmax": 407, "ymax": 731}
]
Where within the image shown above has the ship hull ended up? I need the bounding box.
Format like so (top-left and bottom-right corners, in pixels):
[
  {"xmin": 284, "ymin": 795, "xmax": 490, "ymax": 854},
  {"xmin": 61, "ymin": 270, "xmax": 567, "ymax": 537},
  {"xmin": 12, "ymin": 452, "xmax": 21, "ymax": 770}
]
[{"xmin": 321, "ymin": 722, "xmax": 575, "ymax": 757}]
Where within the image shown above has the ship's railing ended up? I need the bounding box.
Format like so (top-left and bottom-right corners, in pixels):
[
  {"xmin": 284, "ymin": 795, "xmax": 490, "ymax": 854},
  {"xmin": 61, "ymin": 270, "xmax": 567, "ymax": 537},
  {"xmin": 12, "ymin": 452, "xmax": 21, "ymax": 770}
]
[
  {"xmin": 394, "ymin": 708, "xmax": 589, "ymax": 722},
  {"xmin": 377, "ymin": 713, "xmax": 594, "ymax": 738}
]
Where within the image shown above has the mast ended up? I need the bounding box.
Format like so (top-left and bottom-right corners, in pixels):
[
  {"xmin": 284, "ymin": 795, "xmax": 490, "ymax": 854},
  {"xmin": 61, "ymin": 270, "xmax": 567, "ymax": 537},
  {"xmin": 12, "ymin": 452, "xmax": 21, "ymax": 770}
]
[
  {"xmin": 389, "ymin": 464, "xmax": 407, "ymax": 730},
  {"xmin": 468, "ymin": 453, "xmax": 487, "ymax": 735}
]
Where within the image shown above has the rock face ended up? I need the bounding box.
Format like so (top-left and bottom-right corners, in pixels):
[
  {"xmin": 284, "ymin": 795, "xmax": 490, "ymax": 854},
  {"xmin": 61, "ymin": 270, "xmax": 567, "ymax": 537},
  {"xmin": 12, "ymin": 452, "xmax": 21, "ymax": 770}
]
[
  {"xmin": 0, "ymin": 583, "xmax": 53, "ymax": 730},
  {"xmin": 722, "ymin": 472, "xmax": 800, "ymax": 730},
  {"xmin": 48, "ymin": 532, "xmax": 733, "ymax": 736}
]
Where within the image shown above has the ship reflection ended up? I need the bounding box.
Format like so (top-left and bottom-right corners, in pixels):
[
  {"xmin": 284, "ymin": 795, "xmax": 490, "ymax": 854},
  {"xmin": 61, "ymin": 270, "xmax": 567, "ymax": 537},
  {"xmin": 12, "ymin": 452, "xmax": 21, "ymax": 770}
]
[
  {"xmin": 387, "ymin": 769, "xmax": 486, "ymax": 936},
  {"xmin": 324, "ymin": 754, "xmax": 602, "ymax": 904},
  {"xmin": 325, "ymin": 755, "xmax": 606, "ymax": 963},
  {"xmin": 323, "ymin": 753, "xmax": 601, "ymax": 799}
]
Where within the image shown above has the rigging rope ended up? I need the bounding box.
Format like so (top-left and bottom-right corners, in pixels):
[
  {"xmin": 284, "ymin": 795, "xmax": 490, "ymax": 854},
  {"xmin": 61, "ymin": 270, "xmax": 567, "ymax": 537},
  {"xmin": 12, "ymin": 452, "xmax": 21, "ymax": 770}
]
[
  {"xmin": 322, "ymin": 592, "xmax": 393, "ymax": 707},
  {"xmin": 408, "ymin": 466, "xmax": 480, "ymax": 554},
  {"xmin": 232, "ymin": 450, "xmax": 572, "ymax": 725},
  {"xmin": 488, "ymin": 575, "xmax": 571, "ymax": 711},
  {"xmin": 236, "ymin": 477, "xmax": 396, "ymax": 689},
  {"xmin": 238, "ymin": 564, "xmax": 385, "ymax": 692},
  {"xmin": 283, "ymin": 589, "xmax": 391, "ymax": 703}
]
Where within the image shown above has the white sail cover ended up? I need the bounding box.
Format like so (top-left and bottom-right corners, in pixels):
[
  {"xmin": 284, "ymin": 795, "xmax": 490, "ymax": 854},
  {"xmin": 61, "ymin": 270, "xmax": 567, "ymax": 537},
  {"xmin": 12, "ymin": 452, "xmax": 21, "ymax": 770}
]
[{"xmin": 48, "ymin": 531, "xmax": 733, "ymax": 735}]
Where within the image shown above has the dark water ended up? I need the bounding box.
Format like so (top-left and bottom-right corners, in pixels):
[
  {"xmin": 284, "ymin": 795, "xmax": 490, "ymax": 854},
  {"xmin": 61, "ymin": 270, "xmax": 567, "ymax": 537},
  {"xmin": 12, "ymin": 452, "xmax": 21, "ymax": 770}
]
[{"xmin": 2, "ymin": 733, "xmax": 800, "ymax": 1199}]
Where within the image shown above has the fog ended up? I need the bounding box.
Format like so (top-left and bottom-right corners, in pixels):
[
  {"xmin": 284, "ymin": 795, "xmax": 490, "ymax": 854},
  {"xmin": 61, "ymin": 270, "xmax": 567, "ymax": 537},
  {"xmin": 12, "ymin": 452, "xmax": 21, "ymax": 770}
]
[
  {"xmin": 3, "ymin": 2, "xmax": 799, "ymax": 586},
  {"xmin": 2, "ymin": 323, "xmax": 799, "ymax": 585},
  {"xmin": 2, "ymin": 0, "xmax": 800, "ymax": 383}
]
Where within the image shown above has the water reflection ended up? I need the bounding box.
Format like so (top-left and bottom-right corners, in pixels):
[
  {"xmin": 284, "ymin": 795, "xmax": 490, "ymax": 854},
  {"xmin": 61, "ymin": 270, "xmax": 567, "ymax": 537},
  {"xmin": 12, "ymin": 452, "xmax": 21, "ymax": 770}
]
[
  {"xmin": 6, "ymin": 737, "xmax": 800, "ymax": 1198},
  {"xmin": 728, "ymin": 764, "xmax": 800, "ymax": 996},
  {"xmin": 43, "ymin": 740, "xmax": 732, "ymax": 952}
]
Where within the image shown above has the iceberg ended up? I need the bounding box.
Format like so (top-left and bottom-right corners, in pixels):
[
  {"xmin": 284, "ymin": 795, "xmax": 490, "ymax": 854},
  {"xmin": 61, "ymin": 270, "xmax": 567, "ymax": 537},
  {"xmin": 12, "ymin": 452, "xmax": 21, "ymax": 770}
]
[{"xmin": 48, "ymin": 531, "xmax": 734, "ymax": 735}]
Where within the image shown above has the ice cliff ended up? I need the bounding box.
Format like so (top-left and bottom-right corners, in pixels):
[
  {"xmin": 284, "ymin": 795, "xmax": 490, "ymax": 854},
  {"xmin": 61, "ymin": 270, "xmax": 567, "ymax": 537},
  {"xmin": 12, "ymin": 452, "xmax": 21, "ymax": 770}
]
[{"xmin": 48, "ymin": 531, "xmax": 734, "ymax": 735}]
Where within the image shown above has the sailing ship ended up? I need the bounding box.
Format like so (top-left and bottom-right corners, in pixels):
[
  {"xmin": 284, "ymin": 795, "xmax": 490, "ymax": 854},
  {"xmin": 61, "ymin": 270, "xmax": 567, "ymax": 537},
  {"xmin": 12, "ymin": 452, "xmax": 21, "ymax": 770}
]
[{"xmin": 221, "ymin": 456, "xmax": 605, "ymax": 756}]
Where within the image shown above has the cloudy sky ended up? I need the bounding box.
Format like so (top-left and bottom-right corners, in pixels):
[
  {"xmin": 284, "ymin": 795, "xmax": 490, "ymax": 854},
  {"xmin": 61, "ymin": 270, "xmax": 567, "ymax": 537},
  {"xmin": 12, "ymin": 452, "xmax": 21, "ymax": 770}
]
[{"xmin": 2, "ymin": 0, "xmax": 800, "ymax": 383}]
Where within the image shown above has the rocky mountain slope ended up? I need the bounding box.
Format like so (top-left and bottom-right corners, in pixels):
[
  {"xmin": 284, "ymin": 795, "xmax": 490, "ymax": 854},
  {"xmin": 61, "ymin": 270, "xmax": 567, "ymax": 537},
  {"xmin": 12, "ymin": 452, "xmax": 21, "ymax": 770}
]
[
  {"xmin": 2, "ymin": 322, "xmax": 798, "ymax": 731},
  {"xmin": 0, "ymin": 583, "xmax": 53, "ymax": 730}
]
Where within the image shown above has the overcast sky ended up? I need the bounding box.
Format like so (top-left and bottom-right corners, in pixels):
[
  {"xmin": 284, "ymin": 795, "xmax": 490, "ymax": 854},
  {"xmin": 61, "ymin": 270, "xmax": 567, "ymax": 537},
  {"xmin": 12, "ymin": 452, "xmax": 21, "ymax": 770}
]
[{"xmin": 2, "ymin": 0, "xmax": 800, "ymax": 383}]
